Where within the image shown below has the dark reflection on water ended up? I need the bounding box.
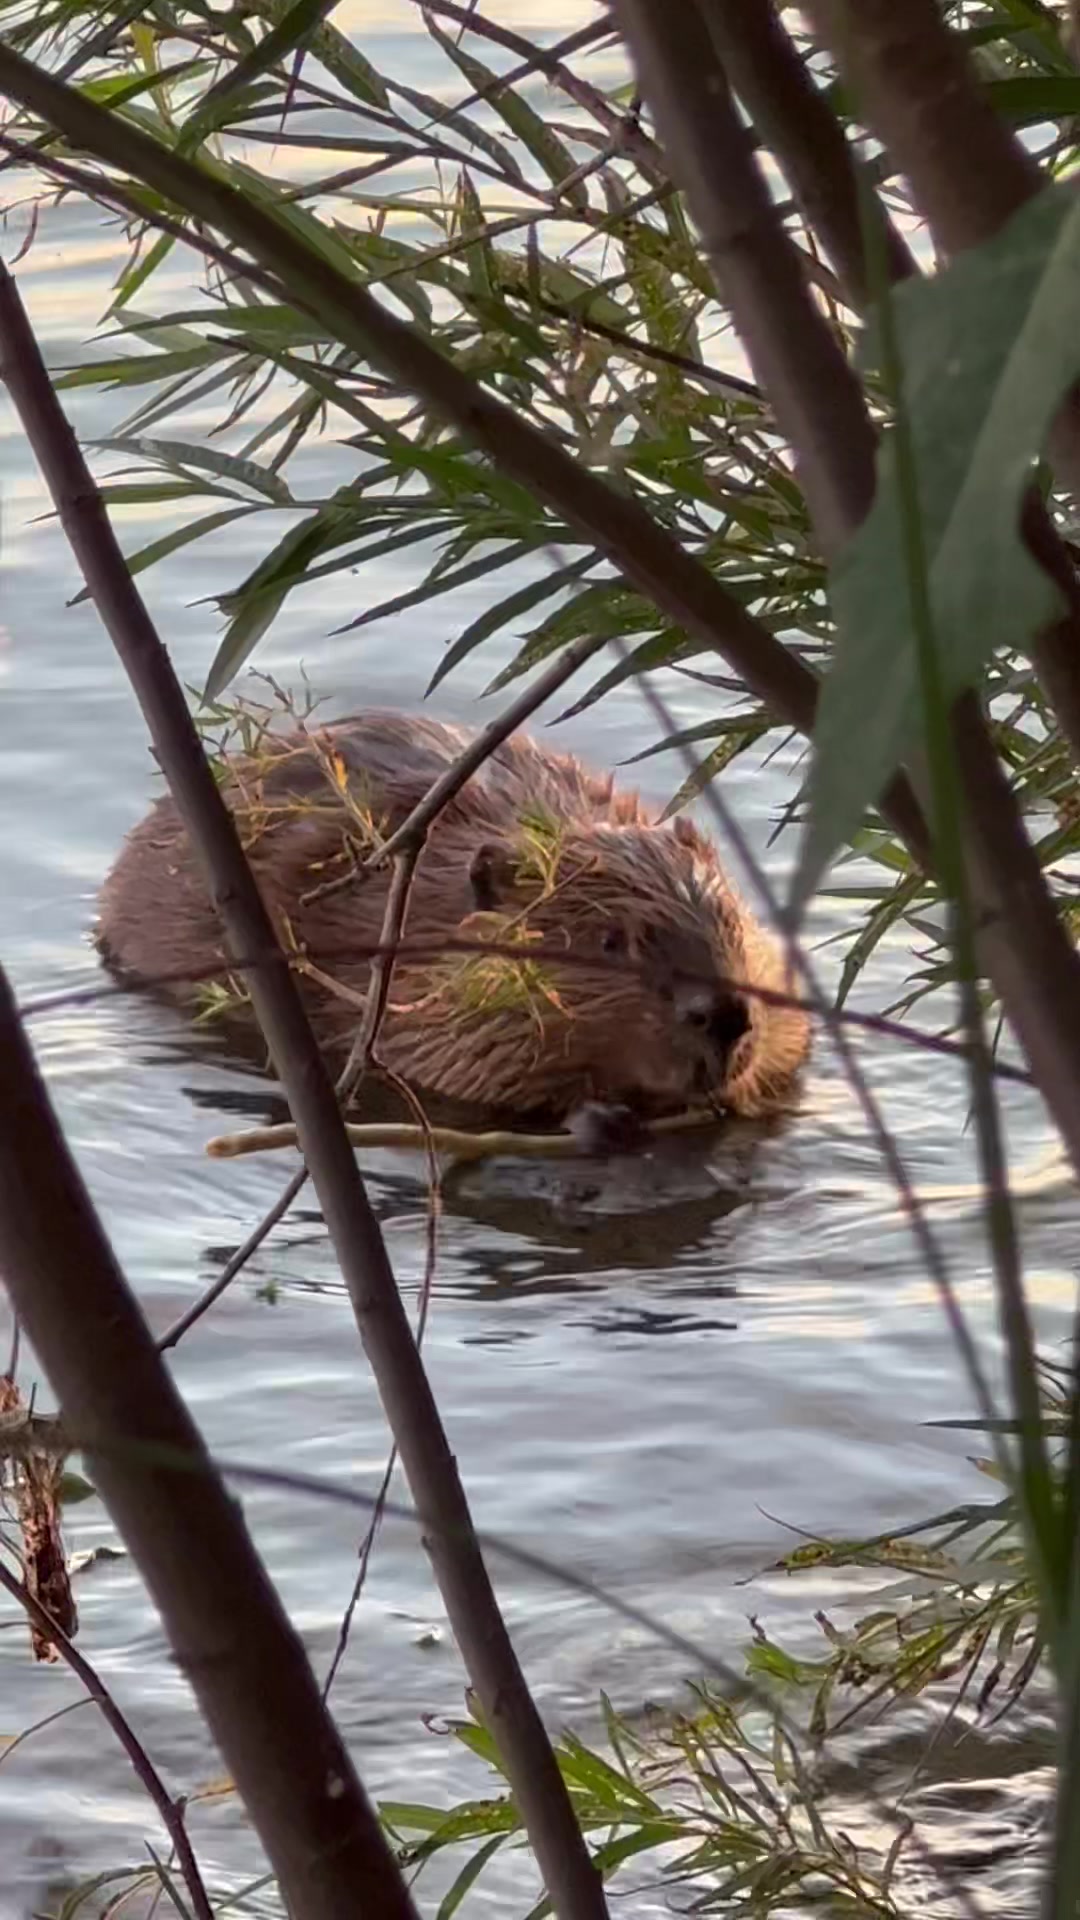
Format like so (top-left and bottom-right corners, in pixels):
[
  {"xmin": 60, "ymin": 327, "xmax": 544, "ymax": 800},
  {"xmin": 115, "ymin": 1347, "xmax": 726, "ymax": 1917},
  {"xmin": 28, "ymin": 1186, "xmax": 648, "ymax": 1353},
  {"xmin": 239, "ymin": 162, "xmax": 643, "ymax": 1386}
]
[{"xmin": 1, "ymin": 204, "xmax": 1074, "ymax": 1918}]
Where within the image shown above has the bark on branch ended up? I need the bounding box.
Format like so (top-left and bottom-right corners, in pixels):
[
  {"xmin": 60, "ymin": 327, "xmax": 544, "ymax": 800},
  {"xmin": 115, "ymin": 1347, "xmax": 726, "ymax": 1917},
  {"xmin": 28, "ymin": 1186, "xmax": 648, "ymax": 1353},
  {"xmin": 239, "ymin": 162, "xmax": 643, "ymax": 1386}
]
[
  {"xmin": 0, "ymin": 263, "xmax": 607, "ymax": 1920},
  {"xmin": 699, "ymin": 0, "xmax": 916, "ymax": 308},
  {"xmin": 0, "ymin": 966, "xmax": 417, "ymax": 1920}
]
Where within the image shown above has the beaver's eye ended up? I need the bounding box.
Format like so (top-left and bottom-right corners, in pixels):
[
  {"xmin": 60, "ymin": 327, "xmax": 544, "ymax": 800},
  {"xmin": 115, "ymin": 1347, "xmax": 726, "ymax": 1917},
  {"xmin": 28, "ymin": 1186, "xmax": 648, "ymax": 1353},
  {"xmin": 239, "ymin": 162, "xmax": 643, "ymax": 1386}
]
[{"xmin": 601, "ymin": 925, "xmax": 626, "ymax": 955}]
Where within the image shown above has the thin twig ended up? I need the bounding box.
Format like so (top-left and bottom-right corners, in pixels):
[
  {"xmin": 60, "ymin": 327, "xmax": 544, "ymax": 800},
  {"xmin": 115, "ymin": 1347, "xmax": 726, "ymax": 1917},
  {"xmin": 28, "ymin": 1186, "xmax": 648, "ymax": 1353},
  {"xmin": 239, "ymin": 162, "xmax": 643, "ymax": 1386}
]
[
  {"xmin": 156, "ymin": 1167, "xmax": 308, "ymax": 1353},
  {"xmin": 323, "ymin": 1071, "xmax": 442, "ymax": 1701},
  {"xmin": 206, "ymin": 1108, "xmax": 722, "ymax": 1161},
  {"xmin": 170, "ymin": 848, "xmax": 429, "ymax": 1355},
  {"xmin": 535, "ymin": 295, "xmax": 763, "ymax": 400},
  {"xmin": 338, "ymin": 847, "xmax": 422, "ymax": 1095},
  {"xmin": 624, "ymin": 658, "xmax": 1006, "ymax": 1481},
  {"xmin": 19, "ymin": 938, "xmax": 1040, "ymax": 1087},
  {"xmin": 612, "ymin": 0, "xmax": 877, "ymax": 556},
  {"xmin": 415, "ymin": 16, "xmax": 612, "ymax": 135},
  {"xmin": 0, "ymin": 1558, "xmax": 214, "ymax": 1920},
  {"xmin": 413, "ymin": 0, "xmax": 661, "ymax": 174}
]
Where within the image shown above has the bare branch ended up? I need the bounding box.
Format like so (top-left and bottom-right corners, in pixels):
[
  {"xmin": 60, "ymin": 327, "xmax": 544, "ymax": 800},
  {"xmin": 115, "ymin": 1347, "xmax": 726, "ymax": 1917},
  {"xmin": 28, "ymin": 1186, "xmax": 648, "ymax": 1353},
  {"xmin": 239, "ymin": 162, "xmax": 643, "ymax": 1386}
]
[
  {"xmin": 699, "ymin": 0, "xmax": 917, "ymax": 308},
  {"xmin": 0, "ymin": 266, "xmax": 607, "ymax": 1920},
  {"xmin": 0, "ymin": 966, "xmax": 418, "ymax": 1919},
  {"xmin": 805, "ymin": 0, "xmax": 1039, "ymax": 254},
  {"xmin": 612, "ymin": 0, "xmax": 876, "ymax": 557}
]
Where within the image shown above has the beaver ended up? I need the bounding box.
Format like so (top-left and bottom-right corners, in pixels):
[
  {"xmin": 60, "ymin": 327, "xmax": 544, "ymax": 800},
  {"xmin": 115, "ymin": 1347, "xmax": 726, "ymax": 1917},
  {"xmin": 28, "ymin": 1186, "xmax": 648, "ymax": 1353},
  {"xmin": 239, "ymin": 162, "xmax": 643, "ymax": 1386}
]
[{"xmin": 96, "ymin": 708, "xmax": 810, "ymax": 1126}]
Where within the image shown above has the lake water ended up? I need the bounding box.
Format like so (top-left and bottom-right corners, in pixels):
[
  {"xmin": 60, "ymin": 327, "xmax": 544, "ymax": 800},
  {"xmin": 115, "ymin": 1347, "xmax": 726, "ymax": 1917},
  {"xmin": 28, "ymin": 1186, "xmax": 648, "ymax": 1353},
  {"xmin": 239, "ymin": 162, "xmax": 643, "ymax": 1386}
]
[{"xmin": 0, "ymin": 9, "xmax": 1075, "ymax": 1914}]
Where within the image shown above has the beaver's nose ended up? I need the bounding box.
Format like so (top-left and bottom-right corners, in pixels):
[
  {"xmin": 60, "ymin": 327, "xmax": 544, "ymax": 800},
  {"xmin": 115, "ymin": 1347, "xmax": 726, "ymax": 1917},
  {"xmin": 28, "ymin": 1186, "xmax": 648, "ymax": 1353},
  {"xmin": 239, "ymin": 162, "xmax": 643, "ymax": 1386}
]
[{"xmin": 676, "ymin": 986, "xmax": 750, "ymax": 1053}]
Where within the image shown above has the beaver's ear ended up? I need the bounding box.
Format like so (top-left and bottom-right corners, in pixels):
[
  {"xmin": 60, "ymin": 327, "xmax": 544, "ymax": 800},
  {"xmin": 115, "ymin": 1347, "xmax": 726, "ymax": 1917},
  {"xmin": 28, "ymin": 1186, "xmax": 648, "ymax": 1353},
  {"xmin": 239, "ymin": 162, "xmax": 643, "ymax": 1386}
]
[
  {"xmin": 671, "ymin": 814, "xmax": 706, "ymax": 854},
  {"xmin": 468, "ymin": 840, "xmax": 523, "ymax": 912}
]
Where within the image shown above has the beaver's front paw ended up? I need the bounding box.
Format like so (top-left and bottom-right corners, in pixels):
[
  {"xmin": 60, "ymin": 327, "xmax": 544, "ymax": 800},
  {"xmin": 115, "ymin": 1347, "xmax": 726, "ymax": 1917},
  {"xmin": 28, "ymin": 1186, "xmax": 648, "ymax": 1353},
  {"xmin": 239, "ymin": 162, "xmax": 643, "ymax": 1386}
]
[{"xmin": 566, "ymin": 1101, "xmax": 650, "ymax": 1158}]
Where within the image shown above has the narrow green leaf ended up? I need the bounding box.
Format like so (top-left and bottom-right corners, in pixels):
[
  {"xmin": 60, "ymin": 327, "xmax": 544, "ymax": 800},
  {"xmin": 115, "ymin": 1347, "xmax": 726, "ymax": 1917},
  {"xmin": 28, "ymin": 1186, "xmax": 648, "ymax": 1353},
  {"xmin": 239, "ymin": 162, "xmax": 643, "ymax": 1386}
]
[
  {"xmin": 91, "ymin": 433, "xmax": 295, "ymax": 503},
  {"xmin": 69, "ymin": 506, "xmax": 259, "ymax": 604},
  {"xmin": 436, "ymin": 1833, "xmax": 506, "ymax": 1919},
  {"xmin": 557, "ymin": 1735, "xmax": 658, "ymax": 1813},
  {"xmin": 423, "ymin": 12, "xmax": 589, "ymax": 210},
  {"xmin": 110, "ymin": 229, "xmax": 175, "ymax": 311},
  {"xmin": 332, "ymin": 538, "xmax": 536, "ymax": 635},
  {"xmin": 187, "ymin": 0, "xmax": 345, "ymax": 138},
  {"xmin": 53, "ymin": 346, "xmax": 223, "ymax": 389},
  {"xmin": 260, "ymin": 0, "xmax": 390, "ymax": 108},
  {"xmin": 550, "ymin": 628, "xmax": 693, "ymax": 717},
  {"xmin": 427, "ymin": 556, "xmax": 594, "ymax": 694},
  {"xmin": 984, "ymin": 75, "xmax": 1080, "ymax": 124},
  {"xmin": 621, "ymin": 711, "xmax": 766, "ymax": 764},
  {"xmin": 203, "ymin": 510, "xmax": 336, "ymax": 694},
  {"xmin": 378, "ymin": 1802, "xmax": 447, "ymax": 1834},
  {"xmin": 658, "ymin": 724, "xmax": 772, "ymax": 818},
  {"xmin": 206, "ymin": 586, "xmax": 289, "ymax": 698}
]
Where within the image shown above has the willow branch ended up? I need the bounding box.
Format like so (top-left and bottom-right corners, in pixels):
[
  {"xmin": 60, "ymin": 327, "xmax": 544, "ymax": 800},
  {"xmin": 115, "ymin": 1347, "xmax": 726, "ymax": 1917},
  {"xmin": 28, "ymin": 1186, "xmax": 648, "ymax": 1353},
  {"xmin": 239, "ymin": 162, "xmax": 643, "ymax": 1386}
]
[
  {"xmin": 0, "ymin": 267, "xmax": 606, "ymax": 1920},
  {"xmin": 0, "ymin": 967, "xmax": 417, "ymax": 1919},
  {"xmin": 0, "ymin": 1558, "xmax": 214, "ymax": 1920},
  {"xmin": 0, "ymin": 38, "xmax": 929, "ymax": 866},
  {"xmin": 612, "ymin": 0, "xmax": 1080, "ymax": 1175},
  {"xmin": 699, "ymin": 1, "xmax": 1076, "ymax": 764},
  {"xmin": 612, "ymin": 0, "xmax": 876, "ymax": 555},
  {"xmin": 699, "ymin": 0, "xmax": 916, "ymax": 308}
]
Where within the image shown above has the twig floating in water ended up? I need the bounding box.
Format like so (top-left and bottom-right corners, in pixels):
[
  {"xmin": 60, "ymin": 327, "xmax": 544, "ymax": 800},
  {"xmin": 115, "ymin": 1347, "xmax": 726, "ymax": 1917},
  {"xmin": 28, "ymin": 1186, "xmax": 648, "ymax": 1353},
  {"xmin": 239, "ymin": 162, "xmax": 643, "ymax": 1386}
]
[{"xmin": 205, "ymin": 1107, "xmax": 729, "ymax": 1162}]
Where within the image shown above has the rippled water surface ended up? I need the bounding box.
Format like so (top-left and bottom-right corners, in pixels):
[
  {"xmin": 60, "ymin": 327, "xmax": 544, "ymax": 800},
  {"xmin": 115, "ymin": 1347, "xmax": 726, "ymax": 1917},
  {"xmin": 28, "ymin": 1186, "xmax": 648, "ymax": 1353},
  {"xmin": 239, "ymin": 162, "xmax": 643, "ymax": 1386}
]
[{"xmin": 0, "ymin": 30, "xmax": 1075, "ymax": 1913}]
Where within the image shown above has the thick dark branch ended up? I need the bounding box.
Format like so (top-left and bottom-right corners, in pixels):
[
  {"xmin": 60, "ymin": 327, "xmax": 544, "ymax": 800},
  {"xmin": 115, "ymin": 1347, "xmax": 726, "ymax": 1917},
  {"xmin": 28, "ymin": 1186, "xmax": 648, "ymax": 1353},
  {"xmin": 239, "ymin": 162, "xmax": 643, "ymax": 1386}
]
[
  {"xmin": 700, "ymin": 0, "xmax": 916, "ymax": 307},
  {"xmin": 612, "ymin": 0, "xmax": 876, "ymax": 557},
  {"xmin": 0, "ymin": 266, "xmax": 606, "ymax": 1920},
  {"xmin": 0, "ymin": 967, "xmax": 417, "ymax": 1920},
  {"xmin": 805, "ymin": 0, "xmax": 1038, "ymax": 253},
  {"xmin": 613, "ymin": 0, "xmax": 1080, "ymax": 1174}
]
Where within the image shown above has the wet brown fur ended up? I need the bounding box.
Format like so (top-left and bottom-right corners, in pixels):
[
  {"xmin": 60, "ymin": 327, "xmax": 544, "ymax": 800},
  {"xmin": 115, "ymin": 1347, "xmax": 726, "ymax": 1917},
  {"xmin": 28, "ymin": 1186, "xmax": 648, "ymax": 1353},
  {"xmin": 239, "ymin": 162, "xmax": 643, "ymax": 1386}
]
[{"xmin": 96, "ymin": 710, "xmax": 810, "ymax": 1121}]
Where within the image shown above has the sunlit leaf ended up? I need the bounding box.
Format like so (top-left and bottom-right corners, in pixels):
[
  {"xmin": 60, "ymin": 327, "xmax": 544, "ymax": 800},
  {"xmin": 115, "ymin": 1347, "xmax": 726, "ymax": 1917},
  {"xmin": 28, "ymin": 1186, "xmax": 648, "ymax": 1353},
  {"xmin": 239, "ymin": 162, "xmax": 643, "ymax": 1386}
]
[{"xmin": 91, "ymin": 433, "xmax": 295, "ymax": 503}]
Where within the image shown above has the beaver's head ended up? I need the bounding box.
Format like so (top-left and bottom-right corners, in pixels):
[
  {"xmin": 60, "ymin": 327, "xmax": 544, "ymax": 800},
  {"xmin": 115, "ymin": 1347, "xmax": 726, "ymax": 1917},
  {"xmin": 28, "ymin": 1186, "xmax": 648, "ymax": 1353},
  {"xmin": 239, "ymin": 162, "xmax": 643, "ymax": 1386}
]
[{"xmin": 461, "ymin": 811, "xmax": 756, "ymax": 1115}]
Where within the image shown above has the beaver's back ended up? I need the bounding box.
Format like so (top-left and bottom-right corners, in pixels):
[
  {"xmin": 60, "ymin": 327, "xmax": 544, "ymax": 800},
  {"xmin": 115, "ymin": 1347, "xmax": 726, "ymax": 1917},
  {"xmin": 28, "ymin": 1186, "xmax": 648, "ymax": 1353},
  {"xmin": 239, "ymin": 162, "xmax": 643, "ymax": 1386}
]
[
  {"xmin": 97, "ymin": 707, "xmax": 811, "ymax": 1122},
  {"xmin": 96, "ymin": 709, "xmax": 647, "ymax": 998}
]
